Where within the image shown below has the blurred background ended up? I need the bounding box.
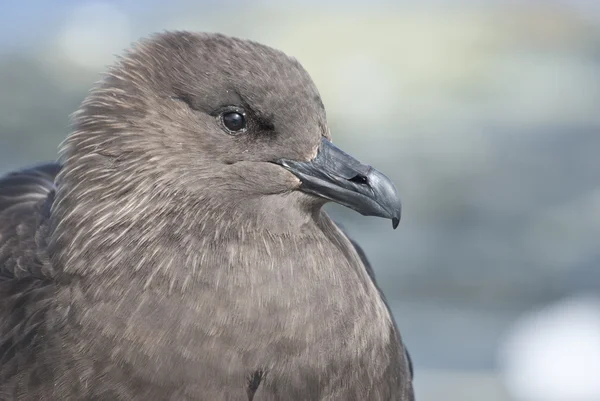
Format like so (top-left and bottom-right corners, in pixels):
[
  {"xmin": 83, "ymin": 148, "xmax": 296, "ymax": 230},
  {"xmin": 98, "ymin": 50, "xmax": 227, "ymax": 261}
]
[{"xmin": 1, "ymin": 1, "xmax": 599, "ymax": 400}]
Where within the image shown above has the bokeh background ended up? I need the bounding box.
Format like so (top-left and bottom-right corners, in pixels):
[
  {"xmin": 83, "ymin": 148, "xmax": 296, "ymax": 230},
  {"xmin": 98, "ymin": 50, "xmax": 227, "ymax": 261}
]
[{"xmin": 1, "ymin": 1, "xmax": 600, "ymax": 400}]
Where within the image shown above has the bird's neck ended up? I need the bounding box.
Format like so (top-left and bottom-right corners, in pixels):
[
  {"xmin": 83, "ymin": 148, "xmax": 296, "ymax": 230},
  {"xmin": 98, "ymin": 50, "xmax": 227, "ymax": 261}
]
[{"xmin": 49, "ymin": 185, "xmax": 327, "ymax": 279}]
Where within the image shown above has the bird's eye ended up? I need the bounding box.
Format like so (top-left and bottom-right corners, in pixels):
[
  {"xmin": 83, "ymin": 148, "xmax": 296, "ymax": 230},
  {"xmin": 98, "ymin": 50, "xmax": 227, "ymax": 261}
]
[{"xmin": 221, "ymin": 111, "xmax": 246, "ymax": 133}]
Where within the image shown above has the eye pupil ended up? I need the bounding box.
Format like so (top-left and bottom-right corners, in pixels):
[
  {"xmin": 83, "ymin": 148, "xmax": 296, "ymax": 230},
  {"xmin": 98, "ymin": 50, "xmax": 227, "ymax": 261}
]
[{"xmin": 222, "ymin": 111, "xmax": 246, "ymax": 132}]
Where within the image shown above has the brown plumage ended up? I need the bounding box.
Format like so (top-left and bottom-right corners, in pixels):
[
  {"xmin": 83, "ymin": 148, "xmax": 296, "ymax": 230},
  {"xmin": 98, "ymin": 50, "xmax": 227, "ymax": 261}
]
[{"xmin": 0, "ymin": 32, "xmax": 413, "ymax": 400}]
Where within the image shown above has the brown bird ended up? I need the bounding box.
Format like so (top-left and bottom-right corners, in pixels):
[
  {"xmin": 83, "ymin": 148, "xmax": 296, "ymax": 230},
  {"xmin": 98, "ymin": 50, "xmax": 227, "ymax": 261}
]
[{"xmin": 0, "ymin": 32, "xmax": 414, "ymax": 400}]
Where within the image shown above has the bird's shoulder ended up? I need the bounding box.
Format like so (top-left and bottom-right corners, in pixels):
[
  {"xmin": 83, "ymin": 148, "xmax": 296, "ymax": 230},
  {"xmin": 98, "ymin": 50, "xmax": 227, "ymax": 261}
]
[
  {"xmin": 0, "ymin": 163, "xmax": 62, "ymax": 391},
  {"xmin": 335, "ymin": 222, "xmax": 414, "ymax": 383},
  {"xmin": 0, "ymin": 162, "xmax": 59, "ymax": 280}
]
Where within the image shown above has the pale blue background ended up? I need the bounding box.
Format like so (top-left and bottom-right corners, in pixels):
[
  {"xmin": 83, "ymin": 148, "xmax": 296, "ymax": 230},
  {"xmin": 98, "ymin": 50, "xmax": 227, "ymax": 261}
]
[{"xmin": 1, "ymin": 1, "xmax": 599, "ymax": 400}]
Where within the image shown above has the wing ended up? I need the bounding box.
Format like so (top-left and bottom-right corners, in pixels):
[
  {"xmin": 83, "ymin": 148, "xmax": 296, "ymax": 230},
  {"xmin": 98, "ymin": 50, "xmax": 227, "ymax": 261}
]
[
  {"xmin": 0, "ymin": 162, "xmax": 59, "ymax": 280},
  {"xmin": 0, "ymin": 163, "xmax": 60, "ymax": 388},
  {"xmin": 336, "ymin": 223, "xmax": 415, "ymax": 381}
]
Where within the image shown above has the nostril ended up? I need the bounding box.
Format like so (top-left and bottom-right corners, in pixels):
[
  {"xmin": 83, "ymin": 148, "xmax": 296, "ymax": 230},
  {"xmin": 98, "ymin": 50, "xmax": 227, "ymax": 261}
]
[{"xmin": 348, "ymin": 174, "xmax": 368, "ymax": 185}]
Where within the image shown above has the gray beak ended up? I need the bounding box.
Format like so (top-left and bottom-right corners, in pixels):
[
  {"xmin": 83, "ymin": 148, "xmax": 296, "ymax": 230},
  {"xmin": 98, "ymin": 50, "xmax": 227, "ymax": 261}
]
[{"xmin": 275, "ymin": 138, "xmax": 402, "ymax": 229}]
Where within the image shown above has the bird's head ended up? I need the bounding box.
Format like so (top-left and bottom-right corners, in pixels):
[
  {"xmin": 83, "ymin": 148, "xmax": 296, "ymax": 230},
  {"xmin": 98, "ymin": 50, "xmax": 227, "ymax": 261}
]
[{"xmin": 59, "ymin": 32, "xmax": 401, "ymax": 231}]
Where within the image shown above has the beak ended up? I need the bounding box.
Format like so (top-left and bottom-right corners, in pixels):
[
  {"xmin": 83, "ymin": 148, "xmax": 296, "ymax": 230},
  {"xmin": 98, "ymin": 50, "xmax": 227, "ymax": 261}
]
[{"xmin": 275, "ymin": 138, "xmax": 402, "ymax": 229}]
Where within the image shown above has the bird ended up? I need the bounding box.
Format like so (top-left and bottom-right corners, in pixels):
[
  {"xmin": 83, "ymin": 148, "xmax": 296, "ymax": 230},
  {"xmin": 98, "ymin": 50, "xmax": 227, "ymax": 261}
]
[{"xmin": 0, "ymin": 31, "xmax": 414, "ymax": 400}]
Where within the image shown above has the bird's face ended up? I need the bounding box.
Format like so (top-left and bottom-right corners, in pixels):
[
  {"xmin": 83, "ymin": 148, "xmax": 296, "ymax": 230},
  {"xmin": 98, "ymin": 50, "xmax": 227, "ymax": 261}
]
[{"xmin": 67, "ymin": 32, "xmax": 401, "ymax": 228}]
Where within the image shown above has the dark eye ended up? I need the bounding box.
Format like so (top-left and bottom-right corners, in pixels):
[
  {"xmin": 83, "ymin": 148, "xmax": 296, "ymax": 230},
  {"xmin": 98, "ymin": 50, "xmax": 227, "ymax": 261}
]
[{"xmin": 221, "ymin": 111, "xmax": 246, "ymax": 133}]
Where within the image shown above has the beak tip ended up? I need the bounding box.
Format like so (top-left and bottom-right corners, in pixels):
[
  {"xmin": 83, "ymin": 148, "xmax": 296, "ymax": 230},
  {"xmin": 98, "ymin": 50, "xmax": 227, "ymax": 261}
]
[{"xmin": 392, "ymin": 216, "xmax": 400, "ymax": 230}]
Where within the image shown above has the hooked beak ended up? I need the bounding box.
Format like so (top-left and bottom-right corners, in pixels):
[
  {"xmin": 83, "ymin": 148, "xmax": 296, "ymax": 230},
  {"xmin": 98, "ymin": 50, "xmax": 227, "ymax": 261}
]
[{"xmin": 274, "ymin": 138, "xmax": 402, "ymax": 229}]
